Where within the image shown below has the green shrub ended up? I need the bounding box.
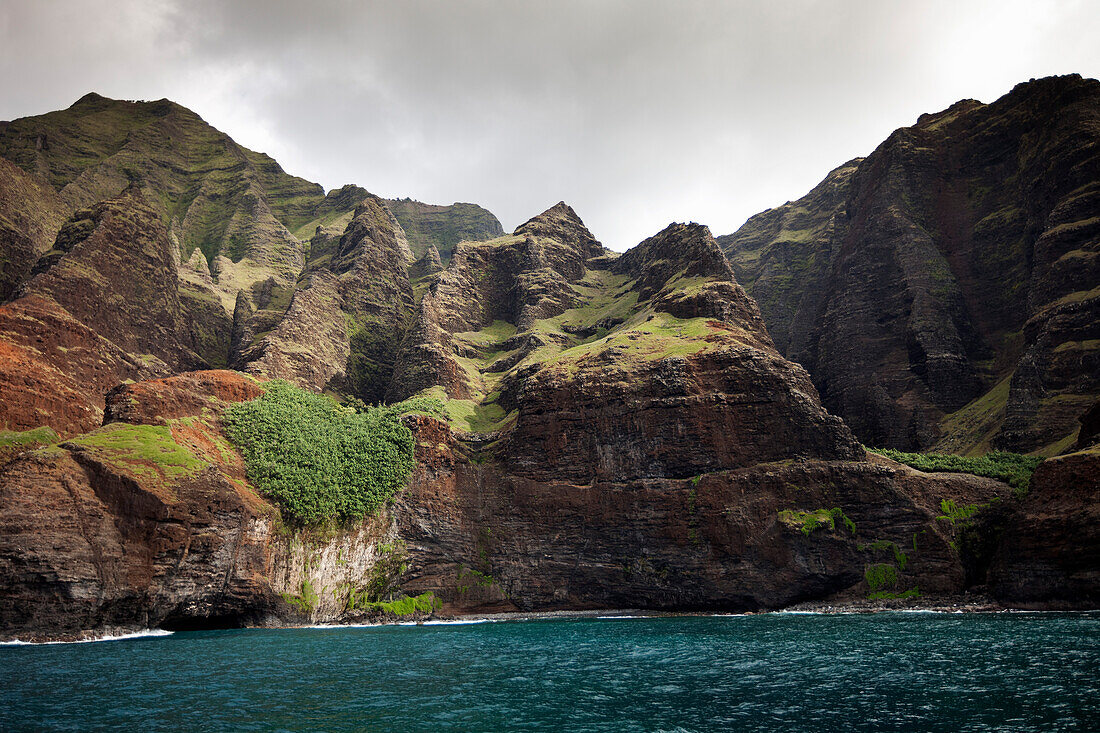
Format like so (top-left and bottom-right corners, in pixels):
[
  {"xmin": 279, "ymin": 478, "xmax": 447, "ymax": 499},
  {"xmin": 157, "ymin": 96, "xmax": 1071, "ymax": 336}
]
[
  {"xmin": 346, "ymin": 591, "xmax": 439, "ymax": 616},
  {"xmin": 869, "ymin": 587, "xmax": 921, "ymax": 601},
  {"xmin": 777, "ymin": 507, "xmax": 856, "ymax": 536},
  {"xmin": 937, "ymin": 498, "xmax": 981, "ymax": 525},
  {"xmin": 869, "ymin": 448, "xmax": 1042, "ymax": 492},
  {"xmin": 281, "ymin": 578, "xmax": 320, "ymax": 614},
  {"xmin": 223, "ymin": 381, "xmax": 440, "ymax": 526},
  {"xmin": 864, "ymin": 563, "xmax": 899, "ymax": 592}
]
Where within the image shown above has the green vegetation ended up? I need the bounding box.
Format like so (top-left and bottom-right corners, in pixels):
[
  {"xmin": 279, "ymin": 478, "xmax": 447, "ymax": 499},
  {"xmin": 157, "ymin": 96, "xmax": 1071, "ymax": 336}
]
[
  {"xmin": 0, "ymin": 93, "xmax": 331, "ymax": 273},
  {"xmin": 864, "ymin": 563, "xmax": 899, "ymax": 593},
  {"xmin": 362, "ymin": 540, "xmax": 410, "ymax": 601},
  {"xmin": 869, "ymin": 587, "xmax": 921, "ymax": 601},
  {"xmin": 67, "ymin": 423, "xmax": 207, "ymax": 480},
  {"xmin": 937, "ymin": 499, "xmax": 981, "ymax": 525},
  {"xmin": 542, "ymin": 312, "xmax": 716, "ymax": 374},
  {"xmin": 456, "ymin": 566, "xmax": 498, "ymax": 594},
  {"xmin": 860, "ymin": 539, "xmax": 908, "ymax": 570},
  {"xmin": 859, "ymin": 533, "xmax": 922, "ymax": 599},
  {"xmin": 386, "ymin": 199, "xmax": 503, "ymax": 261},
  {"xmin": 336, "ymin": 540, "xmax": 440, "ymax": 615},
  {"xmin": 344, "ymin": 313, "xmax": 408, "ymax": 403},
  {"xmin": 869, "ymin": 448, "xmax": 1042, "ymax": 492},
  {"xmin": 223, "ymin": 381, "xmax": 440, "ymax": 526},
  {"xmin": 934, "ymin": 373, "xmax": 1013, "ymax": 455},
  {"xmin": 0, "ymin": 426, "xmax": 59, "ymax": 452},
  {"xmin": 777, "ymin": 507, "xmax": 856, "ymax": 536},
  {"xmin": 354, "ymin": 592, "xmax": 440, "ymax": 616},
  {"xmin": 281, "ymin": 578, "xmax": 320, "ymax": 614}
]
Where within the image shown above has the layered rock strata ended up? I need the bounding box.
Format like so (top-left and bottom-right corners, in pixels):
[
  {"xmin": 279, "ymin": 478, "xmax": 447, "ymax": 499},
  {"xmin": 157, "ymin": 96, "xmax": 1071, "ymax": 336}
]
[{"xmin": 719, "ymin": 74, "xmax": 1100, "ymax": 453}]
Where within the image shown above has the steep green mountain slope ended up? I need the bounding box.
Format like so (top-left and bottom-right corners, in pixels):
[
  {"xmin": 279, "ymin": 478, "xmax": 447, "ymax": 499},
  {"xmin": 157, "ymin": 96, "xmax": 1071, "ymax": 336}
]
[
  {"xmin": 0, "ymin": 92, "xmax": 332, "ymax": 310},
  {"xmin": 0, "ymin": 157, "xmax": 65, "ymax": 300},
  {"xmin": 384, "ymin": 198, "xmax": 504, "ymax": 262},
  {"xmin": 1, "ymin": 84, "xmax": 1097, "ymax": 637},
  {"xmin": 718, "ymin": 74, "xmax": 1100, "ymax": 455},
  {"xmin": 0, "ymin": 93, "xmax": 510, "ymax": 397}
]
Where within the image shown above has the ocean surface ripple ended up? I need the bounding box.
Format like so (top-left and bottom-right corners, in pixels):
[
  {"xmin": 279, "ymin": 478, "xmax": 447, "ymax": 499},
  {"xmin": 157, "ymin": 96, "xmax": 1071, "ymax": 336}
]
[{"xmin": 2, "ymin": 612, "xmax": 1098, "ymax": 731}]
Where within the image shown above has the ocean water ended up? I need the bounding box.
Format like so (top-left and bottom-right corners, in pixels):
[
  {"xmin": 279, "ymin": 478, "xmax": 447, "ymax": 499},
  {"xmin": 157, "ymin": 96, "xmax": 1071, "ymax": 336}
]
[{"xmin": 2, "ymin": 612, "xmax": 1098, "ymax": 732}]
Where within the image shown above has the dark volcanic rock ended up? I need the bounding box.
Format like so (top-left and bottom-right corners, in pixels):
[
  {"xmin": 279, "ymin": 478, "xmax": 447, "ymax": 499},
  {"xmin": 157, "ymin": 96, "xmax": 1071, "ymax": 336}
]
[
  {"xmin": 614, "ymin": 222, "xmax": 773, "ymax": 332},
  {"xmin": 18, "ymin": 189, "xmax": 199, "ymax": 368},
  {"xmin": 495, "ymin": 220, "xmax": 862, "ymax": 484},
  {"xmin": 989, "ymin": 448, "xmax": 1100, "ymax": 607},
  {"xmin": 395, "ymin": 418, "xmax": 1010, "ymax": 613},
  {"xmin": 0, "ymin": 371, "xmax": 406, "ymax": 641},
  {"xmin": 0, "ymin": 373, "xmax": 283, "ymax": 641},
  {"xmin": 410, "ymin": 244, "xmax": 444, "ymax": 279},
  {"xmin": 502, "ymin": 347, "xmax": 862, "ymax": 484},
  {"xmin": 718, "ymin": 159, "xmax": 860, "ymax": 359},
  {"xmin": 387, "ymin": 202, "xmax": 609, "ymax": 401},
  {"xmin": 104, "ymin": 370, "xmax": 265, "ymax": 425},
  {"xmin": 719, "ymin": 75, "xmax": 1100, "ymax": 453},
  {"xmin": 1076, "ymin": 400, "xmax": 1100, "ymax": 450},
  {"xmin": 2, "ymin": 88, "xmax": 1095, "ymax": 641}
]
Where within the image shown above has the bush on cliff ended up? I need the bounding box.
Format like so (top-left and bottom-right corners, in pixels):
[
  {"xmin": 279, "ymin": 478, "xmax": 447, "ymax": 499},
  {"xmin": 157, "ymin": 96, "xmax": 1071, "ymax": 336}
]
[
  {"xmin": 869, "ymin": 448, "xmax": 1042, "ymax": 492},
  {"xmin": 223, "ymin": 380, "xmax": 440, "ymax": 526}
]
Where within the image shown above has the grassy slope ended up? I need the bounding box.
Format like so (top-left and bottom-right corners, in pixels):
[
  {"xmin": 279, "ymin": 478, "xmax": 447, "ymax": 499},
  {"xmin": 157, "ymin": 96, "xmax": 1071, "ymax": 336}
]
[
  {"xmin": 869, "ymin": 447, "xmax": 1043, "ymax": 492},
  {"xmin": 411, "ymin": 240, "xmax": 742, "ymax": 434},
  {"xmin": 0, "ymin": 93, "xmax": 331, "ymax": 265},
  {"xmin": 385, "ymin": 199, "xmax": 503, "ymax": 261}
]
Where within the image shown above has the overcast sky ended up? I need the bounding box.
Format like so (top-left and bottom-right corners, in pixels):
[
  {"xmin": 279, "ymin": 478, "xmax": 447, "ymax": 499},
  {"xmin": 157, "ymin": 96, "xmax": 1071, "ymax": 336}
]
[{"xmin": 2, "ymin": 1, "xmax": 1099, "ymax": 250}]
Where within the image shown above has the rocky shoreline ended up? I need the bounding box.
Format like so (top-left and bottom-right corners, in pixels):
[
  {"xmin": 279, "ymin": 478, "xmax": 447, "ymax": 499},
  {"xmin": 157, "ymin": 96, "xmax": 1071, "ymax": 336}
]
[{"xmin": 11, "ymin": 597, "xmax": 1100, "ymax": 645}]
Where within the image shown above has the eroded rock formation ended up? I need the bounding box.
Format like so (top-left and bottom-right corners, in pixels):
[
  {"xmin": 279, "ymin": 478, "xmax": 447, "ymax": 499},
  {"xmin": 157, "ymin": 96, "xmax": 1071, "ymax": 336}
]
[
  {"xmin": 0, "ymin": 87, "xmax": 1096, "ymax": 641},
  {"xmin": 719, "ymin": 74, "xmax": 1100, "ymax": 454}
]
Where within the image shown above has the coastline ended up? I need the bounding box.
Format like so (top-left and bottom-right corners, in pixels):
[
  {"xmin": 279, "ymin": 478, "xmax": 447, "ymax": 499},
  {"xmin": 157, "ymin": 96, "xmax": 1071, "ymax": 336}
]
[{"xmin": 6, "ymin": 597, "xmax": 1098, "ymax": 645}]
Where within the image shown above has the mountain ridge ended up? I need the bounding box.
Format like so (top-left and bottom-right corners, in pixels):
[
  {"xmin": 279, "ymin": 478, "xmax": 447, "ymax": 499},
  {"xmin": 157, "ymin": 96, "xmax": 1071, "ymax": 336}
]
[
  {"xmin": 0, "ymin": 81, "xmax": 1097, "ymax": 641},
  {"xmin": 719, "ymin": 73, "xmax": 1100, "ymax": 456}
]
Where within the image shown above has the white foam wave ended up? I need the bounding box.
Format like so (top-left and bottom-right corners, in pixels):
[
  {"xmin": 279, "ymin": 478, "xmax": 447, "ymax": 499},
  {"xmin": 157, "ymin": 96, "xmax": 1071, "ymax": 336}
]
[
  {"xmin": 303, "ymin": 617, "xmax": 495, "ymax": 630},
  {"xmin": 303, "ymin": 622, "xmax": 381, "ymax": 630},
  {"xmin": 1, "ymin": 628, "xmax": 174, "ymax": 646}
]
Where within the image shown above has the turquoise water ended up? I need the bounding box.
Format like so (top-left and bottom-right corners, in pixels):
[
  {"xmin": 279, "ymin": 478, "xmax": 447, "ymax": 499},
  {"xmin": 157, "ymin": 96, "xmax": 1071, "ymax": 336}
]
[{"xmin": 2, "ymin": 612, "xmax": 1098, "ymax": 731}]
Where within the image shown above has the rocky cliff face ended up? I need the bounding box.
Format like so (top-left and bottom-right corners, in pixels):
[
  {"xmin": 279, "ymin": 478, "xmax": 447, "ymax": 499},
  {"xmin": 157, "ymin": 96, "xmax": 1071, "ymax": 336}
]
[
  {"xmin": 0, "ymin": 188, "xmax": 215, "ymax": 436},
  {"xmin": 719, "ymin": 75, "xmax": 1100, "ymax": 454},
  {"xmin": 372, "ymin": 204, "xmax": 1019, "ymax": 614},
  {"xmin": 0, "ymin": 371, "xmax": 421, "ymax": 641},
  {"xmin": 718, "ymin": 159, "xmax": 860, "ymax": 360},
  {"xmin": 0, "ymin": 157, "xmax": 65, "ymax": 301},
  {"xmin": 0, "ymin": 93, "xmax": 331, "ymax": 313},
  {"xmin": 396, "ymin": 435, "xmax": 1011, "ymax": 612},
  {"xmin": 989, "ymin": 448, "xmax": 1100, "ymax": 607},
  {"xmin": 0, "ymin": 88, "xmax": 1096, "ymax": 641},
  {"xmin": 0, "ymin": 372, "xmax": 277, "ymax": 640},
  {"xmin": 384, "ymin": 198, "xmax": 504, "ymax": 262},
  {"xmin": 0, "ymin": 93, "xmax": 505, "ymax": 402},
  {"xmin": 0, "ymin": 199, "xmax": 1035, "ymax": 641},
  {"xmin": 0, "ymin": 366, "xmax": 1018, "ymax": 641},
  {"xmin": 236, "ymin": 196, "xmax": 416, "ymax": 401}
]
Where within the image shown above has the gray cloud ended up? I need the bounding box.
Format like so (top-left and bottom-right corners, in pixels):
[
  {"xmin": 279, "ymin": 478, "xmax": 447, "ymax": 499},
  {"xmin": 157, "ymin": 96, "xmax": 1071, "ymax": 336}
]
[{"xmin": 3, "ymin": 0, "xmax": 1099, "ymax": 249}]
